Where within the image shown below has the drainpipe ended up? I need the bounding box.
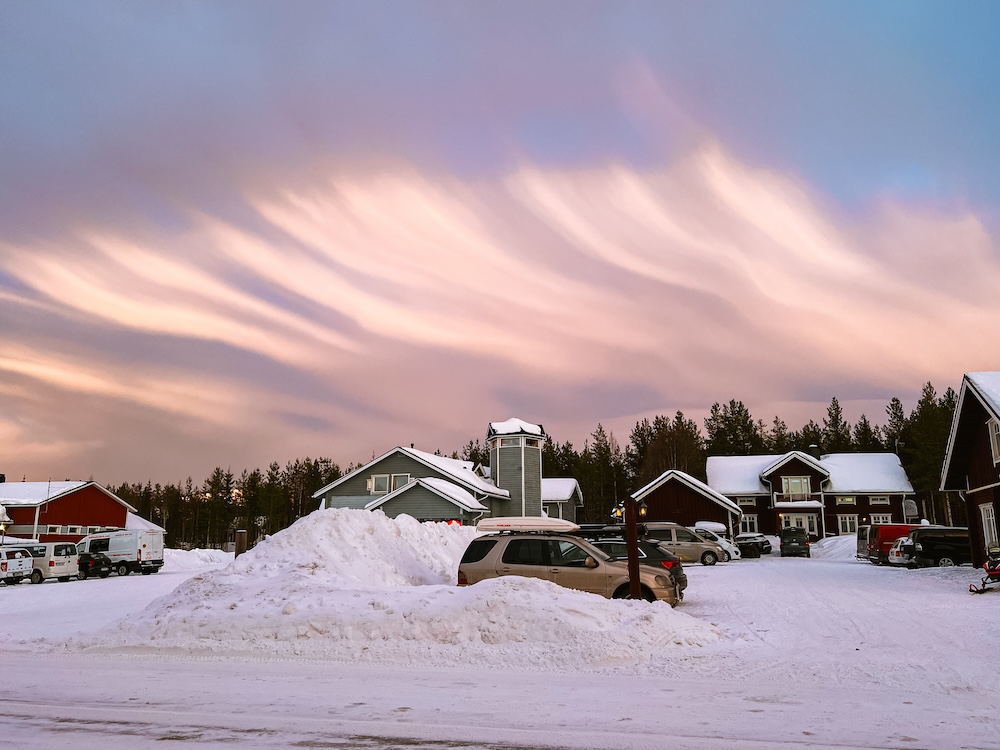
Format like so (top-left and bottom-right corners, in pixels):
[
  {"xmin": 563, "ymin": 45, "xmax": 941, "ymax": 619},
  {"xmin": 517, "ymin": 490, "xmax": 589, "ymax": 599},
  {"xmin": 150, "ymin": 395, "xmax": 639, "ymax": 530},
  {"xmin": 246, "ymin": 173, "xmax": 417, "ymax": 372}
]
[
  {"xmin": 32, "ymin": 504, "xmax": 41, "ymax": 540},
  {"xmin": 520, "ymin": 440, "xmax": 526, "ymax": 516}
]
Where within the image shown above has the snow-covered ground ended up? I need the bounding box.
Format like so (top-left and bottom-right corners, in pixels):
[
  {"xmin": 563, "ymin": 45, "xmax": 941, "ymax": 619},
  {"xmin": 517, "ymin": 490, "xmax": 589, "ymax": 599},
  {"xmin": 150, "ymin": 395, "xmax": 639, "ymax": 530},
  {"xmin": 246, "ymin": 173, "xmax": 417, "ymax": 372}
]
[{"xmin": 2, "ymin": 509, "xmax": 999, "ymax": 749}]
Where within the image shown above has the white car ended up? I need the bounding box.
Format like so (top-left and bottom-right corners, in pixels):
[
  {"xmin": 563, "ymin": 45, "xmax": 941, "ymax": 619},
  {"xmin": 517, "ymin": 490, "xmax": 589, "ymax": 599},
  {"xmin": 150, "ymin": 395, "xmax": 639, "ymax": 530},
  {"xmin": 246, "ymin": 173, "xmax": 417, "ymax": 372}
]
[
  {"xmin": 886, "ymin": 536, "xmax": 914, "ymax": 567},
  {"xmin": 691, "ymin": 524, "xmax": 742, "ymax": 561}
]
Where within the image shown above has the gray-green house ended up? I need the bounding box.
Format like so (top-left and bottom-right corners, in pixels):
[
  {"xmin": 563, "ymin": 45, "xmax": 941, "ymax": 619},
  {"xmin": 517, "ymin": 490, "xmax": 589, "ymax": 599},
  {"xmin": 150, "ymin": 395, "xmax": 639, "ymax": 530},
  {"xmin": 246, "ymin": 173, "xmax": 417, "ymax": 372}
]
[{"xmin": 312, "ymin": 418, "xmax": 583, "ymax": 523}]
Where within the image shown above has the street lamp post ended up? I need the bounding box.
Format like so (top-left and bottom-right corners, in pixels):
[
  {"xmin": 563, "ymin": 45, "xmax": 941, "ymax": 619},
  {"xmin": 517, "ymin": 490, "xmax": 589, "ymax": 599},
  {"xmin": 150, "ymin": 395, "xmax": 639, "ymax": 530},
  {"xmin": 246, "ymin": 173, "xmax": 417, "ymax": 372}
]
[{"xmin": 623, "ymin": 497, "xmax": 648, "ymax": 600}]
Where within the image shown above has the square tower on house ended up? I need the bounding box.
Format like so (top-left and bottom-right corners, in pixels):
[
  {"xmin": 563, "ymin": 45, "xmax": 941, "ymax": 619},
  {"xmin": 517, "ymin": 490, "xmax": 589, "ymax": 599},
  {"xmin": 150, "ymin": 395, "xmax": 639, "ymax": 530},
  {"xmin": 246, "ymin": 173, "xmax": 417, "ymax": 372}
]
[{"xmin": 487, "ymin": 418, "xmax": 545, "ymax": 517}]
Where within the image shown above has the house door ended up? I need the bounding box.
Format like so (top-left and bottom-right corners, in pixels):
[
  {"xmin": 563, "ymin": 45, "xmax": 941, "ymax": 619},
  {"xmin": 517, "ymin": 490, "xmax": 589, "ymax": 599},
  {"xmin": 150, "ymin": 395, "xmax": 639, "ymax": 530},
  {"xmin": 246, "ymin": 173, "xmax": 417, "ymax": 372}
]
[{"xmin": 782, "ymin": 513, "xmax": 818, "ymax": 536}]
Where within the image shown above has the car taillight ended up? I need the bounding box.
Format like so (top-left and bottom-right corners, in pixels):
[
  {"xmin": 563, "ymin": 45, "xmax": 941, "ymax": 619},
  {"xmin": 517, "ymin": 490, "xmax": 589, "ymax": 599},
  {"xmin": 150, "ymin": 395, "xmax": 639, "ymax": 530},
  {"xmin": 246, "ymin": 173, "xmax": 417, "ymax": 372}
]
[
  {"xmin": 457, "ymin": 570, "xmax": 468, "ymax": 586},
  {"xmin": 49, "ymin": 560, "xmax": 55, "ymax": 567},
  {"xmin": 660, "ymin": 560, "xmax": 675, "ymax": 569}
]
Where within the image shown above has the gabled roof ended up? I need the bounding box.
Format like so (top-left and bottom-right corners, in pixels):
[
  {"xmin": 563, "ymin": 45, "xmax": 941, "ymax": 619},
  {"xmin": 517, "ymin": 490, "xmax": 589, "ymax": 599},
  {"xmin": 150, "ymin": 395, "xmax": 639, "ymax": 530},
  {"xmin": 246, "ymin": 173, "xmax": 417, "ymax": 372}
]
[
  {"xmin": 632, "ymin": 469, "xmax": 741, "ymax": 516},
  {"xmin": 707, "ymin": 452, "xmax": 912, "ymax": 495},
  {"xmin": 0, "ymin": 481, "xmax": 137, "ymax": 512},
  {"xmin": 487, "ymin": 418, "xmax": 545, "ymax": 438},
  {"xmin": 312, "ymin": 446, "xmax": 509, "ymax": 500},
  {"xmin": 541, "ymin": 477, "xmax": 583, "ymax": 504},
  {"xmin": 941, "ymin": 372, "xmax": 1000, "ymax": 490},
  {"xmin": 761, "ymin": 451, "xmax": 829, "ymax": 480},
  {"xmin": 365, "ymin": 478, "xmax": 489, "ymax": 514}
]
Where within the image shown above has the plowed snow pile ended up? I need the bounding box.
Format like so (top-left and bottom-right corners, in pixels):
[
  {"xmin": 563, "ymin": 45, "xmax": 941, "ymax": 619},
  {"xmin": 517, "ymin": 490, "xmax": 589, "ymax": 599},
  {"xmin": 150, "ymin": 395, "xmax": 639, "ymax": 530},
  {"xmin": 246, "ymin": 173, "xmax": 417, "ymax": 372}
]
[{"xmin": 72, "ymin": 508, "xmax": 722, "ymax": 668}]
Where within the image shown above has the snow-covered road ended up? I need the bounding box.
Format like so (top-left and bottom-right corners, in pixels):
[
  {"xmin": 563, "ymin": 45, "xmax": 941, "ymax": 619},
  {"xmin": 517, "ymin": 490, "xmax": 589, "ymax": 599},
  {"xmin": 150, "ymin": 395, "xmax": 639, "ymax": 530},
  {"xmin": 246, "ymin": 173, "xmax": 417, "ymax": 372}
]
[{"xmin": 2, "ymin": 513, "xmax": 999, "ymax": 749}]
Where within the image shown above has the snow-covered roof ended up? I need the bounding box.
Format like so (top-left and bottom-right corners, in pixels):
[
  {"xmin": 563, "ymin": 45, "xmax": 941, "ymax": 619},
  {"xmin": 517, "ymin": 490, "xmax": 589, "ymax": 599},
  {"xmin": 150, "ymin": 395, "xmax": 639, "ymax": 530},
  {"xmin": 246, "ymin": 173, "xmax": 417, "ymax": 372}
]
[
  {"xmin": 126, "ymin": 512, "xmax": 165, "ymax": 533},
  {"xmin": 819, "ymin": 453, "xmax": 913, "ymax": 494},
  {"xmin": 312, "ymin": 446, "xmax": 509, "ymax": 500},
  {"xmin": 0, "ymin": 480, "xmax": 137, "ymax": 511},
  {"xmin": 941, "ymin": 372, "xmax": 1000, "ymax": 490},
  {"xmin": 487, "ymin": 418, "xmax": 544, "ymax": 437},
  {"xmin": 541, "ymin": 477, "xmax": 582, "ymax": 503},
  {"xmin": 707, "ymin": 453, "xmax": 913, "ymax": 495},
  {"xmin": 761, "ymin": 451, "xmax": 828, "ymax": 479},
  {"xmin": 632, "ymin": 469, "xmax": 741, "ymax": 515},
  {"xmin": 774, "ymin": 501, "xmax": 825, "ymax": 509},
  {"xmin": 966, "ymin": 372, "xmax": 1000, "ymax": 416},
  {"xmin": 367, "ymin": 477, "xmax": 488, "ymax": 514}
]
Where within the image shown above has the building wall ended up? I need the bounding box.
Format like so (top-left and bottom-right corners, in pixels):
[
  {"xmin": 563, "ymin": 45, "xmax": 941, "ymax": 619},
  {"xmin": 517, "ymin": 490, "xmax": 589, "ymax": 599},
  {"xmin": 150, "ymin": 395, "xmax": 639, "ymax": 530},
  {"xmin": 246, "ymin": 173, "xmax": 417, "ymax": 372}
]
[
  {"xmin": 642, "ymin": 480, "xmax": 738, "ymax": 535},
  {"xmin": 378, "ymin": 485, "xmax": 480, "ymax": 523},
  {"xmin": 6, "ymin": 485, "xmax": 129, "ymax": 542},
  {"xmin": 491, "ymin": 444, "xmax": 542, "ymax": 517},
  {"xmin": 322, "ymin": 454, "xmax": 446, "ymax": 501},
  {"xmin": 962, "ymin": 413, "xmax": 1000, "ymax": 567}
]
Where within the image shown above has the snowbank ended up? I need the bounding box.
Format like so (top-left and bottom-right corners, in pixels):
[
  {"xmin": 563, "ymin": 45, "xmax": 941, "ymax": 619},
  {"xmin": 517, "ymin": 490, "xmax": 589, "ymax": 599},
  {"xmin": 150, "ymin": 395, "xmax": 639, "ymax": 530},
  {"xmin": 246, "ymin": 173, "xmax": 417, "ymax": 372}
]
[
  {"xmin": 72, "ymin": 509, "xmax": 722, "ymax": 667},
  {"xmin": 810, "ymin": 534, "xmax": 860, "ymax": 561},
  {"xmin": 163, "ymin": 548, "xmax": 234, "ymax": 572}
]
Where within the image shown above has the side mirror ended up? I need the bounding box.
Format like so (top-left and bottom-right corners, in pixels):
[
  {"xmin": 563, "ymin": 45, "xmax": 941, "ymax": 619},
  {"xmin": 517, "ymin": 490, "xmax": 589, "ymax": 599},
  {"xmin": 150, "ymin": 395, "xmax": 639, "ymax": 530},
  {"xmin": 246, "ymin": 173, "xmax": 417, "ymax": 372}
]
[{"xmin": 585, "ymin": 556, "xmax": 598, "ymax": 569}]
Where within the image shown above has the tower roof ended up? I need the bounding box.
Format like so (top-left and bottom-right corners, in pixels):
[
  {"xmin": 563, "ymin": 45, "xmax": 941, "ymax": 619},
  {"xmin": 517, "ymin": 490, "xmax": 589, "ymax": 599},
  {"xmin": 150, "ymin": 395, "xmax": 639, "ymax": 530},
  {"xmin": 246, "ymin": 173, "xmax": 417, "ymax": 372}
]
[{"xmin": 487, "ymin": 418, "xmax": 545, "ymax": 439}]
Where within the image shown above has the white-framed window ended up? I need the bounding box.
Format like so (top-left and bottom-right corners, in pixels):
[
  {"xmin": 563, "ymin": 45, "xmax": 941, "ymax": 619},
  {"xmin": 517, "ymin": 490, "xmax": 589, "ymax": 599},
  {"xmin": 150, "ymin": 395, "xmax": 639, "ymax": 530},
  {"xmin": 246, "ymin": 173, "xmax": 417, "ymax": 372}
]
[
  {"xmin": 782, "ymin": 476, "xmax": 811, "ymax": 498},
  {"xmin": 500, "ymin": 437, "xmax": 521, "ymax": 447},
  {"xmin": 870, "ymin": 496, "xmax": 890, "ymax": 505},
  {"xmin": 391, "ymin": 474, "xmax": 410, "ymax": 491},
  {"xmin": 46, "ymin": 525, "xmax": 60, "ymax": 534},
  {"xmin": 781, "ymin": 514, "xmax": 817, "ymax": 534},
  {"xmin": 871, "ymin": 513, "xmax": 892, "ymax": 525},
  {"xmin": 990, "ymin": 419, "xmax": 1000, "ymax": 464},
  {"xmin": 67, "ymin": 526, "xmax": 82, "ymax": 534},
  {"xmin": 836, "ymin": 496, "xmax": 856, "ymax": 505},
  {"xmin": 838, "ymin": 515, "xmax": 858, "ymax": 534},
  {"xmin": 525, "ymin": 438, "xmax": 540, "ymax": 448},
  {"xmin": 87, "ymin": 526, "xmax": 101, "ymax": 533},
  {"xmin": 981, "ymin": 503, "xmax": 998, "ymax": 548},
  {"xmin": 370, "ymin": 475, "xmax": 390, "ymax": 494},
  {"xmin": 740, "ymin": 514, "xmax": 758, "ymax": 534},
  {"xmin": 737, "ymin": 497, "xmax": 757, "ymax": 506}
]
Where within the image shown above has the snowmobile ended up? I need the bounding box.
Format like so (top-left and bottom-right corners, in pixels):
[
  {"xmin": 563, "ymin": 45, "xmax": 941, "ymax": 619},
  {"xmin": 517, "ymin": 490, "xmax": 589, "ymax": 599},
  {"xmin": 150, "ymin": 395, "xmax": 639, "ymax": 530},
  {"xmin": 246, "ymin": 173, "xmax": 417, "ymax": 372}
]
[{"xmin": 969, "ymin": 546, "xmax": 1000, "ymax": 594}]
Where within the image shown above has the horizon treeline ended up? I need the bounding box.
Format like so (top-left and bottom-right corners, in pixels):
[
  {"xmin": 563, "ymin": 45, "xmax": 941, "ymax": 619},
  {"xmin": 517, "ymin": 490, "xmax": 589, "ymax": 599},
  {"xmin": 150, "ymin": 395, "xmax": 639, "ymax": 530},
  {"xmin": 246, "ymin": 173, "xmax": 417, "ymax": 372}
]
[{"xmin": 113, "ymin": 381, "xmax": 961, "ymax": 548}]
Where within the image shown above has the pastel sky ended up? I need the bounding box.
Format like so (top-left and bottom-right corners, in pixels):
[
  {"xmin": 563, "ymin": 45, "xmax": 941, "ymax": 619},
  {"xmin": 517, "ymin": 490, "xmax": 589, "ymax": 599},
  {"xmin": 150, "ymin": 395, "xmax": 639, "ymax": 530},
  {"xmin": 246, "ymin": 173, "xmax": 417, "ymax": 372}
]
[{"xmin": 2, "ymin": 3, "xmax": 999, "ymax": 485}]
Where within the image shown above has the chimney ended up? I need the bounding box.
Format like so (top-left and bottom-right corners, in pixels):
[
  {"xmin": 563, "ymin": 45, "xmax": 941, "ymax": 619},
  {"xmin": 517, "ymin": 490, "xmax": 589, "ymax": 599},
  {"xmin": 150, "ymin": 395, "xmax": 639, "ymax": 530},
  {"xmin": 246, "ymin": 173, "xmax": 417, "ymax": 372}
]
[
  {"xmin": 0, "ymin": 473, "xmax": 5, "ymax": 483},
  {"xmin": 410, "ymin": 443, "xmax": 414, "ymax": 449},
  {"xmin": 808, "ymin": 444, "xmax": 821, "ymax": 460}
]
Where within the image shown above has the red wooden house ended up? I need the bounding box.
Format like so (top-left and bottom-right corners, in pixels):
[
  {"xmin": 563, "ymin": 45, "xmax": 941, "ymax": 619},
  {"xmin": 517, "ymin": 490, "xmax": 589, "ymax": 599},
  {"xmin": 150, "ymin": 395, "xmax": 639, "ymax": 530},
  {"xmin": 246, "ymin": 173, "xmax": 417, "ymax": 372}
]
[
  {"xmin": 631, "ymin": 470, "xmax": 742, "ymax": 538},
  {"xmin": 0, "ymin": 479, "xmax": 136, "ymax": 543},
  {"xmin": 940, "ymin": 371, "xmax": 1000, "ymax": 568}
]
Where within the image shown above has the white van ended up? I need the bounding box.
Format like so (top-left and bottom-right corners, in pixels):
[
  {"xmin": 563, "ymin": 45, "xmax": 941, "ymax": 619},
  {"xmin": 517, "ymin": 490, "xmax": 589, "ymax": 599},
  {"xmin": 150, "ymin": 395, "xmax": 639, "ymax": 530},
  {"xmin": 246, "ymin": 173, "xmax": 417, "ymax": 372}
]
[
  {"xmin": 21, "ymin": 542, "xmax": 79, "ymax": 583},
  {"xmin": 77, "ymin": 529, "xmax": 164, "ymax": 577},
  {"xmin": 692, "ymin": 521, "xmax": 742, "ymax": 562}
]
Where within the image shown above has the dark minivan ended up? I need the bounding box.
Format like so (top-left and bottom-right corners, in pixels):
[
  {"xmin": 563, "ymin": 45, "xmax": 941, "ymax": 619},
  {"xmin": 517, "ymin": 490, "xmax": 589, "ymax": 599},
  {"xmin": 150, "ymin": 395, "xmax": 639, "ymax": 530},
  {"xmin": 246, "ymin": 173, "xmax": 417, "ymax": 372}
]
[
  {"xmin": 909, "ymin": 527, "xmax": 971, "ymax": 568},
  {"xmin": 779, "ymin": 527, "xmax": 811, "ymax": 558}
]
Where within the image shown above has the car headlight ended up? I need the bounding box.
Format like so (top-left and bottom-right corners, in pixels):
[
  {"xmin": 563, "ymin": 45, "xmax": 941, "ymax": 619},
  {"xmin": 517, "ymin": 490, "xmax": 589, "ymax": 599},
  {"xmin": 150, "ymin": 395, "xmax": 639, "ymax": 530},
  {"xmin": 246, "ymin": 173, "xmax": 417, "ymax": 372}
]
[{"xmin": 654, "ymin": 575, "xmax": 670, "ymax": 587}]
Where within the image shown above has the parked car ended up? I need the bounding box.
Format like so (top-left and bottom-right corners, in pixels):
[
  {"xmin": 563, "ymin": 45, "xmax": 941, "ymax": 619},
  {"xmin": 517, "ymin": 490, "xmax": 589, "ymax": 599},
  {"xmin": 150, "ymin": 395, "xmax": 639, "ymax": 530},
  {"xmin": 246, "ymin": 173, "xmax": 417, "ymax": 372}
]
[
  {"xmin": 457, "ymin": 523, "xmax": 679, "ymax": 605},
  {"xmin": 0, "ymin": 546, "xmax": 33, "ymax": 584},
  {"xmin": 886, "ymin": 537, "xmax": 914, "ymax": 567},
  {"xmin": 639, "ymin": 522, "xmax": 726, "ymax": 566},
  {"xmin": 736, "ymin": 533, "xmax": 772, "ymax": 556},
  {"xmin": 691, "ymin": 523, "xmax": 742, "ymax": 561},
  {"xmin": 779, "ymin": 527, "xmax": 810, "ymax": 558},
  {"xmin": 864, "ymin": 523, "xmax": 925, "ymax": 565},
  {"xmin": 77, "ymin": 550, "xmax": 113, "ymax": 580},
  {"xmin": 20, "ymin": 542, "xmax": 79, "ymax": 583},
  {"xmin": 586, "ymin": 537, "xmax": 688, "ymax": 599},
  {"xmin": 908, "ymin": 527, "xmax": 972, "ymax": 568}
]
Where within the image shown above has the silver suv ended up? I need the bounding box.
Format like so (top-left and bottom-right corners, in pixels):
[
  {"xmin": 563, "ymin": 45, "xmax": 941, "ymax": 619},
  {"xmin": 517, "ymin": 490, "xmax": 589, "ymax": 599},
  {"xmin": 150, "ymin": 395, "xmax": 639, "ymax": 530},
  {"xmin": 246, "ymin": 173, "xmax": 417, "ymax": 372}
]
[
  {"xmin": 640, "ymin": 522, "xmax": 726, "ymax": 565},
  {"xmin": 457, "ymin": 531, "xmax": 679, "ymax": 606}
]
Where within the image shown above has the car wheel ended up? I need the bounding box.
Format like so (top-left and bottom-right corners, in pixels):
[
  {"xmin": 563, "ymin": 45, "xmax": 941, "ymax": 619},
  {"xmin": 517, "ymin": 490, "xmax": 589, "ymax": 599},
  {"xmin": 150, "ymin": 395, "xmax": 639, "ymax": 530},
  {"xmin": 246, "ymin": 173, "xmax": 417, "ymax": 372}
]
[
  {"xmin": 722, "ymin": 551, "xmax": 731, "ymax": 562},
  {"xmin": 116, "ymin": 562, "xmax": 130, "ymax": 577},
  {"xmin": 701, "ymin": 551, "xmax": 718, "ymax": 566},
  {"xmin": 938, "ymin": 557, "xmax": 957, "ymax": 567},
  {"xmin": 612, "ymin": 584, "xmax": 632, "ymax": 599},
  {"xmin": 30, "ymin": 569, "xmax": 44, "ymax": 585},
  {"xmin": 99, "ymin": 571, "xmax": 111, "ymax": 578},
  {"xmin": 78, "ymin": 567, "xmax": 88, "ymax": 581}
]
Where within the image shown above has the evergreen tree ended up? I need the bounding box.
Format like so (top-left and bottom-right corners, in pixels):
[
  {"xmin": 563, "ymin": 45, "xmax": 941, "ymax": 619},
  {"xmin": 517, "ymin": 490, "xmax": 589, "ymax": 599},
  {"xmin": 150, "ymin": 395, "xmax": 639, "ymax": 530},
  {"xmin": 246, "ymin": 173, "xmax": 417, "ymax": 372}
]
[
  {"xmin": 704, "ymin": 400, "xmax": 766, "ymax": 456},
  {"xmin": 637, "ymin": 412, "xmax": 705, "ymax": 485},
  {"xmin": 766, "ymin": 416, "xmax": 795, "ymax": 453},
  {"xmin": 852, "ymin": 414, "xmax": 884, "ymax": 451},
  {"xmin": 822, "ymin": 397, "xmax": 853, "ymax": 453},
  {"xmin": 795, "ymin": 420, "xmax": 823, "ymax": 452}
]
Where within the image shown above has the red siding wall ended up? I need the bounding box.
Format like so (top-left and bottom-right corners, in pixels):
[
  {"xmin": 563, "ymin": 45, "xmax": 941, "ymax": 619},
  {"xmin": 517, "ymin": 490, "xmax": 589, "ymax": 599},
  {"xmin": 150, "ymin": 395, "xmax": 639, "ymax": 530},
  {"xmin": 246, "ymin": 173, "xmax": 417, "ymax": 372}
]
[
  {"xmin": 6, "ymin": 485, "xmax": 129, "ymax": 542},
  {"xmin": 642, "ymin": 479, "xmax": 738, "ymax": 533}
]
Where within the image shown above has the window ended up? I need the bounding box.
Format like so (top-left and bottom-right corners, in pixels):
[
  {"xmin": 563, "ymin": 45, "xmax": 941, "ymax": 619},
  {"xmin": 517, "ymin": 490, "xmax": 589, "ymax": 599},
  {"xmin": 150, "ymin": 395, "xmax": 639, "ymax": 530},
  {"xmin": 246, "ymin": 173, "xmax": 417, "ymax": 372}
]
[
  {"xmin": 871, "ymin": 514, "xmax": 892, "ymax": 525},
  {"xmin": 990, "ymin": 419, "xmax": 1000, "ymax": 463},
  {"xmin": 370, "ymin": 475, "xmax": 389, "ymax": 494},
  {"xmin": 547, "ymin": 540, "xmax": 591, "ymax": 566},
  {"xmin": 525, "ymin": 438, "xmax": 540, "ymax": 448},
  {"xmin": 67, "ymin": 526, "xmax": 81, "ymax": 534},
  {"xmin": 500, "ymin": 437, "xmax": 521, "ymax": 448},
  {"xmin": 737, "ymin": 497, "xmax": 756, "ymax": 507},
  {"xmin": 782, "ymin": 514, "xmax": 816, "ymax": 534},
  {"xmin": 501, "ymin": 539, "xmax": 546, "ymax": 565},
  {"xmin": 87, "ymin": 526, "xmax": 101, "ymax": 533},
  {"xmin": 782, "ymin": 476, "xmax": 811, "ymax": 498},
  {"xmin": 674, "ymin": 528, "xmax": 700, "ymax": 542},
  {"xmin": 46, "ymin": 525, "xmax": 60, "ymax": 534},
  {"xmin": 836, "ymin": 496, "xmax": 856, "ymax": 505},
  {"xmin": 391, "ymin": 474, "xmax": 410, "ymax": 491},
  {"xmin": 740, "ymin": 514, "xmax": 758, "ymax": 534},
  {"xmin": 981, "ymin": 503, "xmax": 998, "ymax": 548},
  {"xmin": 839, "ymin": 515, "xmax": 859, "ymax": 534},
  {"xmin": 870, "ymin": 496, "xmax": 890, "ymax": 505}
]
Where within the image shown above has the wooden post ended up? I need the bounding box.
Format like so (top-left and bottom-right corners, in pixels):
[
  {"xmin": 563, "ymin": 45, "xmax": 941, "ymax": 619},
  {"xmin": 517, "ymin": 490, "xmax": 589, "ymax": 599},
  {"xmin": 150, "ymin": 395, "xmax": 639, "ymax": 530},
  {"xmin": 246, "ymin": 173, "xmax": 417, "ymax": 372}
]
[
  {"xmin": 624, "ymin": 500, "xmax": 642, "ymax": 600},
  {"xmin": 235, "ymin": 529, "xmax": 247, "ymax": 557}
]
